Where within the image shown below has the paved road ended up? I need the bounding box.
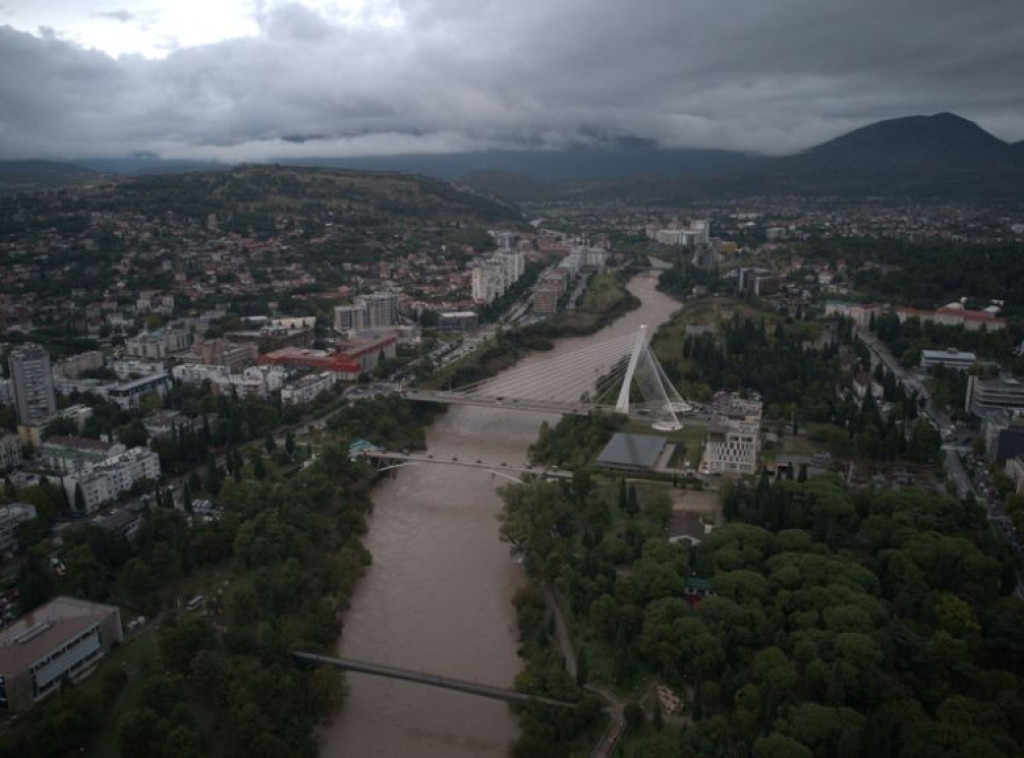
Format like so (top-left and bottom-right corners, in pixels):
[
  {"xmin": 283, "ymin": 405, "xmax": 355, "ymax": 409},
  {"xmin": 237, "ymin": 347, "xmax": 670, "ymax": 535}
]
[{"xmin": 857, "ymin": 327, "xmax": 1024, "ymax": 597}]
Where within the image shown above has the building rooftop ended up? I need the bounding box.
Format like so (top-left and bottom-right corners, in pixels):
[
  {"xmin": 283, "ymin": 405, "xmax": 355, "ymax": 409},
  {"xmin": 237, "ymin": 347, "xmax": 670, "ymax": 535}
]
[
  {"xmin": 0, "ymin": 597, "xmax": 119, "ymax": 676},
  {"xmin": 596, "ymin": 433, "xmax": 667, "ymax": 470},
  {"xmin": 42, "ymin": 436, "xmax": 118, "ymax": 453}
]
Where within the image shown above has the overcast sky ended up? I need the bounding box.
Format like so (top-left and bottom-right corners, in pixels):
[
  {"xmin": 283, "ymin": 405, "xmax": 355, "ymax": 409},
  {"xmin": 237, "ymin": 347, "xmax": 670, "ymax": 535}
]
[{"xmin": 1, "ymin": 0, "xmax": 1022, "ymax": 162}]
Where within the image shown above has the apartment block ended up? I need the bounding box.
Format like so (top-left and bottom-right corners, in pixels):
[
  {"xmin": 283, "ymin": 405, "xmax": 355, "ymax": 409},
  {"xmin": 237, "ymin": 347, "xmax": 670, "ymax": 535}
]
[
  {"xmin": 62, "ymin": 447, "xmax": 161, "ymax": 513},
  {"xmin": 8, "ymin": 344, "xmax": 56, "ymax": 426},
  {"xmin": 0, "ymin": 503, "xmax": 36, "ymax": 554},
  {"xmin": 966, "ymin": 375, "xmax": 1024, "ymax": 417},
  {"xmin": 281, "ymin": 372, "xmax": 339, "ymax": 405}
]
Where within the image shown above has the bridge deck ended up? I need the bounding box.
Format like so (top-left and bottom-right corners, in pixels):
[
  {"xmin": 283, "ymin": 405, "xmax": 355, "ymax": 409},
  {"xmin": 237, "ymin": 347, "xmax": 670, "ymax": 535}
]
[
  {"xmin": 359, "ymin": 450, "xmax": 573, "ymax": 479},
  {"xmin": 293, "ymin": 652, "xmax": 578, "ymax": 709}
]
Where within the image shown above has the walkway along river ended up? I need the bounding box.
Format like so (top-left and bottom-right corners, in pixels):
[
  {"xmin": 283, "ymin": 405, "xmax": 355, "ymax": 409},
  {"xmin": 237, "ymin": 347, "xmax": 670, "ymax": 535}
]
[{"xmin": 319, "ymin": 269, "xmax": 681, "ymax": 757}]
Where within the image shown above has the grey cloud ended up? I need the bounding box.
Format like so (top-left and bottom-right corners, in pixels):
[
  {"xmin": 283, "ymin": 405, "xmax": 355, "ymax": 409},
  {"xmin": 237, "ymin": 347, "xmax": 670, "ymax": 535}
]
[
  {"xmin": 92, "ymin": 9, "xmax": 134, "ymax": 23},
  {"xmin": 1, "ymin": 0, "xmax": 1023, "ymax": 161}
]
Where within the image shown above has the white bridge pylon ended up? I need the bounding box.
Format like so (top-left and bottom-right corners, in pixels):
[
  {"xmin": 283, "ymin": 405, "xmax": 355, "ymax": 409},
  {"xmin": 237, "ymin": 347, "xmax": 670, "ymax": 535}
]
[{"xmin": 449, "ymin": 325, "xmax": 690, "ymax": 430}]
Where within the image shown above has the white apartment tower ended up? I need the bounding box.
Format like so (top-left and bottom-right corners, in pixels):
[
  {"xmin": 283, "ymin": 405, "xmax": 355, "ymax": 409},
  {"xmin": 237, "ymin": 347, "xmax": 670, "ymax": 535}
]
[{"xmin": 8, "ymin": 343, "xmax": 56, "ymax": 426}]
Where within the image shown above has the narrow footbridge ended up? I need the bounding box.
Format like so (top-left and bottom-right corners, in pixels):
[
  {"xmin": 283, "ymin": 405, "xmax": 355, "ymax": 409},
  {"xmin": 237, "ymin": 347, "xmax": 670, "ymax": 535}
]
[
  {"xmin": 293, "ymin": 652, "xmax": 578, "ymax": 709},
  {"xmin": 358, "ymin": 449, "xmax": 573, "ymax": 481}
]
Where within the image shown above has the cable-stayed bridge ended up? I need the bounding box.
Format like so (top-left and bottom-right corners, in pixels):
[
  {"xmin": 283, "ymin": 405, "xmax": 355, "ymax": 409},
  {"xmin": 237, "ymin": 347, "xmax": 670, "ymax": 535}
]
[{"xmin": 402, "ymin": 325, "xmax": 691, "ymax": 430}]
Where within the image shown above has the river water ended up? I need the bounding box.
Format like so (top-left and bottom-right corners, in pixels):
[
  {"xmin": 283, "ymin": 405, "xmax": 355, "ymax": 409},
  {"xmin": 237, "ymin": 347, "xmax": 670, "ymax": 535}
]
[{"xmin": 319, "ymin": 270, "xmax": 680, "ymax": 757}]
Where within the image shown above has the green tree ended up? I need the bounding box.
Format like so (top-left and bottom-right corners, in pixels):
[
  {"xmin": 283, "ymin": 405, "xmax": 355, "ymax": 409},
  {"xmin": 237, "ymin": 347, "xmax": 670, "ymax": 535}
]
[{"xmin": 624, "ymin": 702, "xmax": 646, "ymax": 731}]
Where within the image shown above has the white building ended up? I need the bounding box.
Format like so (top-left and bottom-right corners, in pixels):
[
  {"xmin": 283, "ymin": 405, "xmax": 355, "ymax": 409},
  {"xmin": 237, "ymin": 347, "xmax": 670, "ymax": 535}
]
[
  {"xmin": 39, "ymin": 437, "xmax": 124, "ymax": 476},
  {"xmin": 700, "ymin": 418, "xmax": 761, "ymax": 475},
  {"xmin": 0, "ymin": 433, "xmax": 21, "ymax": 473},
  {"xmin": 8, "ymin": 343, "xmax": 56, "ymax": 426},
  {"xmin": 334, "ymin": 292, "xmax": 401, "ymax": 333},
  {"xmin": 360, "ymin": 292, "xmax": 400, "ymax": 329},
  {"xmin": 650, "ymin": 219, "xmax": 711, "ymax": 247},
  {"xmin": 966, "ymin": 375, "xmax": 1024, "ymax": 417},
  {"xmin": 101, "ymin": 374, "xmax": 172, "ymax": 410},
  {"xmin": 52, "ymin": 351, "xmax": 104, "ymax": 380},
  {"xmin": 125, "ymin": 326, "xmax": 191, "ymax": 360},
  {"xmin": 920, "ymin": 347, "xmax": 977, "ymax": 372},
  {"xmin": 281, "ymin": 372, "xmax": 339, "ymax": 405},
  {"xmin": 62, "ymin": 447, "xmax": 161, "ymax": 514},
  {"xmin": 700, "ymin": 393, "xmax": 763, "ymax": 475},
  {"xmin": 171, "ymin": 364, "xmax": 286, "ymax": 399},
  {"xmin": 0, "ymin": 503, "xmax": 36, "ymax": 553},
  {"xmin": 110, "ymin": 359, "xmax": 165, "ymax": 382},
  {"xmin": 334, "ymin": 304, "xmax": 367, "ymax": 334}
]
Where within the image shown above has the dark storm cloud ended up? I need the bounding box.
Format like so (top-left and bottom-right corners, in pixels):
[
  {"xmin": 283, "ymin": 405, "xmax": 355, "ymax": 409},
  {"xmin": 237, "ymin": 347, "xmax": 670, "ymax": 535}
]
[{"xmin": 1, "ymin": 0, "xmax": 1022, "ymax": 161}]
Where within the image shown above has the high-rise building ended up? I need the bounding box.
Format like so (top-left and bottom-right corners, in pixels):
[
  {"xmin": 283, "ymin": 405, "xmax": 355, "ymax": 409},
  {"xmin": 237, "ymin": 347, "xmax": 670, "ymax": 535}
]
[
  {"xmin": 8, "ymin": 344, "xmax": 56, "ymax": 426},
  {"xmin": 360, "ymin": 292, "xmax": 400, "ymax": 328},
  {"xmin": 334, "ymin": 304, "xmax": 368, "ymax": 333}
]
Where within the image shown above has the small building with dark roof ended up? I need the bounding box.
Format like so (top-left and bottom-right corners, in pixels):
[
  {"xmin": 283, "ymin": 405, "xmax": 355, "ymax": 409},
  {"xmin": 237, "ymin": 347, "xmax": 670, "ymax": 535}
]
[{"xmin": 596, "ymin": 433, "xmax": 667, "ymax": 472}]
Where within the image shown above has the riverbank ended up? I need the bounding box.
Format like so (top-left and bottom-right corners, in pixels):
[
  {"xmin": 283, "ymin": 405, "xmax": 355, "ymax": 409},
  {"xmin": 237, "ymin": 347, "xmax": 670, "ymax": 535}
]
[{"xmin": 424, "ymin": 268, "xmax": 640, "ymax": 391}]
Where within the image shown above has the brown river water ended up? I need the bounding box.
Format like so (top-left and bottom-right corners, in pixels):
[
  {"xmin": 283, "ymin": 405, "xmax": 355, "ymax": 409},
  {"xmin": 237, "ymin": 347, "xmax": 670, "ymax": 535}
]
[{"xmin": 318, "ymin": 269, "xmax": 680, "ymax": 757}]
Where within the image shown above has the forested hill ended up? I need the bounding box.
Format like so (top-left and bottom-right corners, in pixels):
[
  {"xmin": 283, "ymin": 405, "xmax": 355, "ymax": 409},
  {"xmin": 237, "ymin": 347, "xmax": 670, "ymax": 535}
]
[
  {"xmin": 87, "ymin": 165, "xmax": 522, "ymax": 224},
  {"xmin": 0, "ymin": 160, "xmax": 102, "ymax": 195}
]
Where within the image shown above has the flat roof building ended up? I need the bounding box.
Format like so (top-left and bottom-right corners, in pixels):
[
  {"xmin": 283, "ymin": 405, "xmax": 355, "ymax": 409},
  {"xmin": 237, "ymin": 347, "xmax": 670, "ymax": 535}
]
[
  {"xmin": 921, "ymin": 347, "xmax": 977, "ymax": 372},
  {"xmin": 0, "ymin": 503, "xmax": 36, "ymax": 554},
  {"xmin": 966, "ymin": 375, "xmax": 1024, "ymax": 417},
  {"xmin": 0, "ymin": 597, "xmax": 123, "ymax": 712}
]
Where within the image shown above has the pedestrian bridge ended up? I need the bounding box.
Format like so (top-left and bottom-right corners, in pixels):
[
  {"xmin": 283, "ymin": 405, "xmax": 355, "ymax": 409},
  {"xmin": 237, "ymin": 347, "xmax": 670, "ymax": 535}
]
[
  {"xmin": 293, "ymin": 652, "xmax": 579, "ymax": 709},
  {"xmin": 357, "ymin": 450, "xmax": 573, "ymax": 482}
]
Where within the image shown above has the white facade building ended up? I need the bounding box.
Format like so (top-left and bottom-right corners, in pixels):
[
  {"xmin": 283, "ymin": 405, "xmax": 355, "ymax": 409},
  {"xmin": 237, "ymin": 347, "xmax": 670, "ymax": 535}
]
[
  {"xmin": 8, "ymin": 343, "xmax": 56, "ymax": 426},
  {"xmin": 334, "ymin": 304, "xmax": 368, "ymax": 334},
  {"xmin": 110, "ymin": 359, "xmax": 166, "ymax": 382},
  {"xmin": 700, "ymin": 393, "xmax": 763, "ymax": 475},
  {"xmin": 171, "ymin": 364, "xmax": 286, "ymax": 399},
  {"xmin": 920, "ymin": 347, "xmax": 977, "ymax": 372},
  {"xmin": 62, "ymin": 447, "xmax": 161, "ymax": 513},
  {"xmin": 126, "ymin": 326, "xmax": 192, "ymax": 360},
  {"xmin": 281, "ymin": 372, "xmax": 339, "ymax": 405},
  {"xmin": 700, "ymin": 418, "xmax": 761, "ymax": 475},
  {"xmin": 471, "ymin": 252, "xmax": 527, "ymax": 304},
  {"xmin": 101, "ymin": 374, "xmax": 172, "ymax": 410},
  {"xmin": 0, "ymin": 503, "xmax": 36, "ymax": 553},
  {"xmin": 0, "ymin": 434, "xmax": 21, "ymax": 473}
]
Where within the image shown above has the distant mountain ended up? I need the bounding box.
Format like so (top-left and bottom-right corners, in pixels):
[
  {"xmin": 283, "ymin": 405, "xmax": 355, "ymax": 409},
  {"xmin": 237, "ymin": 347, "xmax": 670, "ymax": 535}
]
[
  {"xmin": 788, "ymin": 112, "xmax": 1012, "ymax": 170},
  {"xmin": 35, "ymin": 111, "xmax": 1024, "ymax": 203},
  {"xmin": 281, "ymin": 144, "xmax": 752, "ymax": 182},
  {"xmin": 459, "ymin": 112, "xmax": 1024, "ymax": 202},
  {"xmin": 0, "ymin": 160, "xmax": 102, "ymax": 194}
]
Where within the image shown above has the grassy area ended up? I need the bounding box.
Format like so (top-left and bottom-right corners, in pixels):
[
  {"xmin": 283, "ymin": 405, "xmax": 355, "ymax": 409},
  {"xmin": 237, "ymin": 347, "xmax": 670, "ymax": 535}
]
[
  {"xmin": 79, "ymin": 629, "xmax": 160, "ymax": 757},
  {"xmin": 622, "ymin": 420, "xmax": 706, "ymax": 468},
  {"xmin": 537, "ymin": 270, "xmax": 640, "ymax": 337}
]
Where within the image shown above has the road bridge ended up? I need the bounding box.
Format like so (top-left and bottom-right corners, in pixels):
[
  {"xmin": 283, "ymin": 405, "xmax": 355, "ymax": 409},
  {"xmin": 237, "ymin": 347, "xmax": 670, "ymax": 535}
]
[
  {"xmin": 407, "ymin": 326, "xmax": 693, "ymax": 431},
  {"xmin": 293, "ymin": 652, "xmax": 579, "ymax": 709}
]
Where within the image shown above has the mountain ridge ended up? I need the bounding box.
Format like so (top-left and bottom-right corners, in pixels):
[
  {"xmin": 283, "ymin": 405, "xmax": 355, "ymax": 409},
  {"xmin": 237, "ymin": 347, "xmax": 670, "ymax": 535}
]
[{"xmin": 5, "ymin": 112, "xmax": 1023, "ymax": 200}]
